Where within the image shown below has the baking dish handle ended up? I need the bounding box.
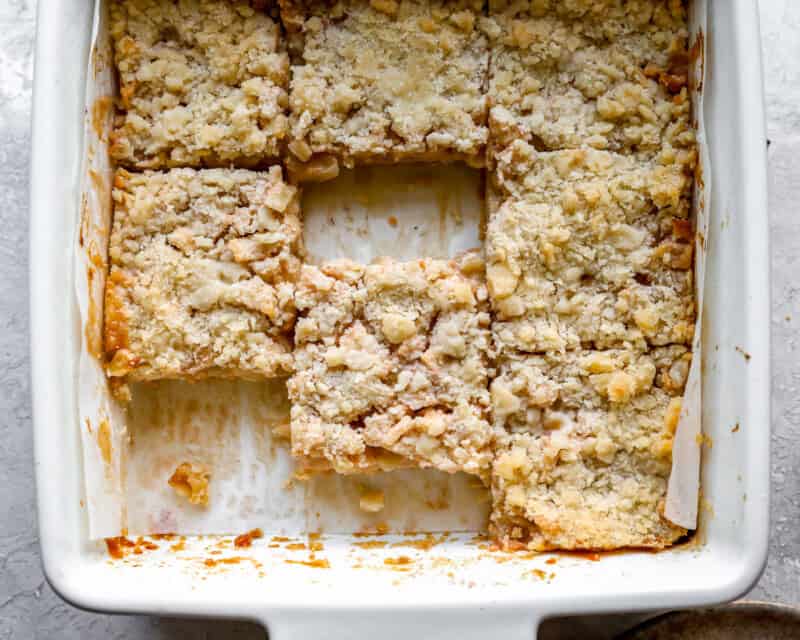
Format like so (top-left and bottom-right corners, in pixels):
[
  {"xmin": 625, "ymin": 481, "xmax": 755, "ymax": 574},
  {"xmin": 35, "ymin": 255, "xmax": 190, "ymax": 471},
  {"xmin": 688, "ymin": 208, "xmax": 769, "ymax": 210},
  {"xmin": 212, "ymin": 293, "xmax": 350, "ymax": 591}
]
[{"xmin": 265, "ymin": 610, "xmax": 541, "ymax": 639}]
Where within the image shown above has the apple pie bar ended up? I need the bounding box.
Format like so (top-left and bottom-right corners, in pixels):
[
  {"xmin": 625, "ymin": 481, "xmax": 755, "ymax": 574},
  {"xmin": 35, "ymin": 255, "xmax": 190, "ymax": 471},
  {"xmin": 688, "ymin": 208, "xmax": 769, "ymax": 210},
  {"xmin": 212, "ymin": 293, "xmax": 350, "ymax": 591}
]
[
  {"xmin": 486, "ymin": 0, "xmax": 695, "ymax": 159},
  {"xmin": 487, "ymin": 143, "xmax": 694, "ymax": 354},
  {"xmin": 109, "ymin": 0, "xmax": 290, "ymax": 168},
  {"xmin": 491, "ymin": 345, "xmax": 690, "ymax": 550},
  {"xmin": 104, "ymin": 166, "xmax": 301, "ymax": 381},
  {"xmin": 288, "ymin": 254, "xmax": 495, "ymax": 477},
  {"xmin": 281, "ymin": 0, "xmax": 489, "ymax": 168}
]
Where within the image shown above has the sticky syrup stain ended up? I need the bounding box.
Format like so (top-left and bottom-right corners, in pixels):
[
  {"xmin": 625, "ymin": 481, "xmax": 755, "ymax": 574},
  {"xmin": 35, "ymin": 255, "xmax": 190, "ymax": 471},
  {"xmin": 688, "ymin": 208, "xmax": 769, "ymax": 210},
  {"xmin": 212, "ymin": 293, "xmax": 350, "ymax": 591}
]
[
  {"xmin": 285, "ymin": 558, "xmax": 331, "ymax": 569},
  {"xmin": 384, "ymin": 555, "xmax": 413, "ymax": 566},
  {"xmin": 104, "ymin": 536, "xmax": 159, "ymax": 559},
  {"xmin": 91, "ymin": 96, "xmax": 113, "ymax": 139},
  {"xmin": 170, "ymin": 538, "xmax": 187, "ymax": 552},
  {"xmin": 353, "ymin": 540, "xmax": 388, "ymax": 550},
  {"xmin": 202, "ymin": 556, "xmax": 263, "ymax": 571},
  {"xmin": 390, "ymin": 532, "xmax": 449, "ymax": 551},
  {"xmin": 234, "ymin": 528, "xmax": 264, "ymax": 549},
  {"xmin": 97, "ymin": 419, "xmax": 112, "ymax": 465}
]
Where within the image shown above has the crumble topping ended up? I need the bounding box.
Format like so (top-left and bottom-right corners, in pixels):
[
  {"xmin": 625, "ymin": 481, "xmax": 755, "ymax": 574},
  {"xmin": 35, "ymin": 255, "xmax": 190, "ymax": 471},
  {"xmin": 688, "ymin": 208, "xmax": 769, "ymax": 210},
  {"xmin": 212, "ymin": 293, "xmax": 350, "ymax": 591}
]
[
  {"xmin": 104, "ymin": 167, "xmax": 301, "ymax": 381},
  {"xmin": 110, "ymin": 0, "xmax": 289, "ymax": 168},
  {"xmin": 288, "ymin": 254, "xmax": 496, "ymax": 478},
  {"xmin": 282, "ymin": 0, "xmax": 489, "ymax": 167}
]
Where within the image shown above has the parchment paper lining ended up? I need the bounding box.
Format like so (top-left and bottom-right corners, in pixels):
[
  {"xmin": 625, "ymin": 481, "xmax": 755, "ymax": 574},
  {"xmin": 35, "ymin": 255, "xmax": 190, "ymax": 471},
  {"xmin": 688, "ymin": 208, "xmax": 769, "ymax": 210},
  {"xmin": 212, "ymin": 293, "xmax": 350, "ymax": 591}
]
[
  {"xmin": 76, "ymin": 0, "xmax": 126, "ymax": 540},
  {"xmin": 664, "ymin": 0, "xmax": 708, "ymax": 530},
  {"xmin": 75, "ymin": 0, "xmax": 707, "ymax": 539}
]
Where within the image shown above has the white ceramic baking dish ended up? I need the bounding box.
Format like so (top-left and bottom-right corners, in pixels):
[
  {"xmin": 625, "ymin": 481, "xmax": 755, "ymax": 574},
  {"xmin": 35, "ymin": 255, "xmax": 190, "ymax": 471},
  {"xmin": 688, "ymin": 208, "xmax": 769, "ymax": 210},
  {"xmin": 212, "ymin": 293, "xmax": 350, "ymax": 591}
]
[{"xmin": 29, "ymin": 0, "xmax": 770, "ymax": 636}]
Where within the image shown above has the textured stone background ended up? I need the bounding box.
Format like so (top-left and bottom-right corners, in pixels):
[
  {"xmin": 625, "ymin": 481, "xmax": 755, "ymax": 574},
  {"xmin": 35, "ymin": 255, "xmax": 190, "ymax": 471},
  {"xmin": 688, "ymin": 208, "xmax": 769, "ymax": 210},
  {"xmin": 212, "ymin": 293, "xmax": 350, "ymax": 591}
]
[{"xmin": 0, "ymin": 1, "xmax": 796, "ymax": 637}]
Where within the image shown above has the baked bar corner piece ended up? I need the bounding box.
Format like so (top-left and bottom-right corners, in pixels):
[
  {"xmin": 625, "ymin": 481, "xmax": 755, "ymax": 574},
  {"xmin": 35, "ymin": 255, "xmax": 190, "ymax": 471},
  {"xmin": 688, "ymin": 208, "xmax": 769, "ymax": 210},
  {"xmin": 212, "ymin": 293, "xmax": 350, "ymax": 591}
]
[
  {"xmin": 486, "ymin": 0, "xmax": 694, "ymax": 159},
  {"xmin": 282, "ymin": 0, "xmax": 490, "ymax": 169},
  {"xmin": 104, "ymin": 166, "xmax": 302, "ymax": 382},
  {"xmin": 109, "ymin": 0, "xmax": 289, "ymax": 169},
  {"xmin": 489, "ymin": 346, "xmax": 690, "ymax": 551},
  {"xmin": 288, "ymin": 254, "xmax": 495, "ymax": 478}
]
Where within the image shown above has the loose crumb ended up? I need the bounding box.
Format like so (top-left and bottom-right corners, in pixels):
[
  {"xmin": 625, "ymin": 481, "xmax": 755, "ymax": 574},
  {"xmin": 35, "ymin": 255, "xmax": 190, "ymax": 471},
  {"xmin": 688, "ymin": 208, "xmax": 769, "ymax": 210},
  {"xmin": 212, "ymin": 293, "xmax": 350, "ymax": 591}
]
[
  {"xmin": 234, "ymin": 528, "xmax": 264, "ymax": 548},
  {"xmin": 168, "ymin": 462, "xmax": 211, "ymax": 507}
]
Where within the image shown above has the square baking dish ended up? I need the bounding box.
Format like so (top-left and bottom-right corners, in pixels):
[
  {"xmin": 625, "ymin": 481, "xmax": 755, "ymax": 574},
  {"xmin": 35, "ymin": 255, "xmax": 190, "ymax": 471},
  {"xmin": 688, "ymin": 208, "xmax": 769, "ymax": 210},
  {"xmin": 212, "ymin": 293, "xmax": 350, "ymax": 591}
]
[{"xmin": 29, "ymin": 0, "xmax": 770, "ymax": 636}]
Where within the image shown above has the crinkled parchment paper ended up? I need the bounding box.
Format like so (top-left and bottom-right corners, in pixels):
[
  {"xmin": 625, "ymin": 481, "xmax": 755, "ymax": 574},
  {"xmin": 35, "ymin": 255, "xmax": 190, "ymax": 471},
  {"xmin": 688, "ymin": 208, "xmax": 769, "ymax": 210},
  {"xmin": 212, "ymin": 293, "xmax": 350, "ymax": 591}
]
[
  {"xmin": 665, "ymin": 1, "xmax": 709, "ymax": 530},
  {"xmin": 75, "ymin": 0, "xmax": 705, "ymax": 538},
  {"xmin": 76, "ymin": 0, "xmax": 127, "ymax": 539}
]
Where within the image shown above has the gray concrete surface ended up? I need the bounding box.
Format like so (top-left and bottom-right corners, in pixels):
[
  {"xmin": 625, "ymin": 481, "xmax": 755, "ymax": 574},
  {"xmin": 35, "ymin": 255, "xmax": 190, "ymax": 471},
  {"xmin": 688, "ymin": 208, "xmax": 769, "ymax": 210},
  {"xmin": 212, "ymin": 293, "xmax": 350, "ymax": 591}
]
[{"xmin": 0, "ymin": 1, "xmax": 797, "ymax": 637}]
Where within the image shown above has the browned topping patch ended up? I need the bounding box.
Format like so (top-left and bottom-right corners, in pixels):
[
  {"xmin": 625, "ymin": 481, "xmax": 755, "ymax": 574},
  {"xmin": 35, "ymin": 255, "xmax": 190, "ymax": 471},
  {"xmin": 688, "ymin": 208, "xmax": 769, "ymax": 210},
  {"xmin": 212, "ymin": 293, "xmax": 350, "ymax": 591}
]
[{"xmin": 103, "ymin": 269, "xmax": 132, "ymax": 361}]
